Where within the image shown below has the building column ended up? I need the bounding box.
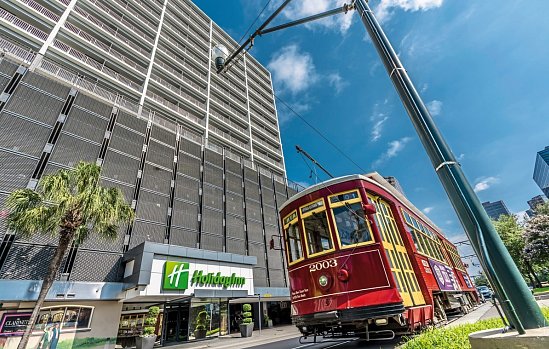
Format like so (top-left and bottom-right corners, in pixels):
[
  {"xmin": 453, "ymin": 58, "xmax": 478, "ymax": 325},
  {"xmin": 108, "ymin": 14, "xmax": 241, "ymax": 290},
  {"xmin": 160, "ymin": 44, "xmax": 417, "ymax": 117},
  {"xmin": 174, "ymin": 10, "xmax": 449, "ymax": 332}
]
[{"xmin": 29, "ymin": 0, "xmax": 78, "ymax": 71}]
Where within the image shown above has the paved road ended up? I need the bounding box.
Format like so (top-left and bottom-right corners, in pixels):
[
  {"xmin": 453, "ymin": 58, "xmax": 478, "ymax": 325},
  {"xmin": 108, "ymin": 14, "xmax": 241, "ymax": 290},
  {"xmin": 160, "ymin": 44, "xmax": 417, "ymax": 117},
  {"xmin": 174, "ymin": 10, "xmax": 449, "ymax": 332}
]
[{"xmin": 246, "ymin": 336, "xmax": 403, "ymax": 349}]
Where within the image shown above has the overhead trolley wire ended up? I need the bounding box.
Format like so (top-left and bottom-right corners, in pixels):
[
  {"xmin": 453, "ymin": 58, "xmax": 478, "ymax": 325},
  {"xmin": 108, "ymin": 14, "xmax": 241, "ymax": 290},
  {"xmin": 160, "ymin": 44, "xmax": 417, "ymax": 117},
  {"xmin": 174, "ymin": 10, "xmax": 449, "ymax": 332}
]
[{"xmin": 274, "ymin": 94, "xmax": 369, "ymax": 175}]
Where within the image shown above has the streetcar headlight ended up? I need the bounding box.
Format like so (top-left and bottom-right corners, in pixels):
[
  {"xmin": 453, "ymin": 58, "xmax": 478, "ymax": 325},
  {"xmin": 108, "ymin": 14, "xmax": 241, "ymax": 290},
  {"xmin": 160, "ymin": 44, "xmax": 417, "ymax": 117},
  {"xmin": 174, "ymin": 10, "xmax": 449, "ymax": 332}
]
[
  {"xmin": 375, "ymin": 318, "xmax": 388, "ymax": 326},
  {"xmin": 319, "ymin": 275, "xmax": 329, "ymax": 287}
]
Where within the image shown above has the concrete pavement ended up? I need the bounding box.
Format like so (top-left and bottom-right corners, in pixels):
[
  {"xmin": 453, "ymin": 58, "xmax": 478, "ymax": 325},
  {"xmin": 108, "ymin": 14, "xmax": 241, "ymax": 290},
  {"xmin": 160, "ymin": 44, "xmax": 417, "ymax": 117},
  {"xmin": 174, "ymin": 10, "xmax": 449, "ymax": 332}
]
[
  {"xmin": 161, "ymin": 300, "xmax": 549, "ymax": 349},
  {"xmin": 162, "ymin": 325, "xmax": 301, "ymax": 349}
]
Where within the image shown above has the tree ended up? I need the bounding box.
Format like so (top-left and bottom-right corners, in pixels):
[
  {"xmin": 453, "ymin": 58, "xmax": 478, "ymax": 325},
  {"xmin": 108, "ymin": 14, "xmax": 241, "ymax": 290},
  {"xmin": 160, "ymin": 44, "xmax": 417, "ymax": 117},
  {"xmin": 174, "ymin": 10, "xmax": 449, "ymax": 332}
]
[
  {"xmin": 492, "ymin": 215, "xmax": 541, "ymax": 287},
  {"xmin": 533, "ymin": 201, "xmax": 549, "ymax": 215},
  {"xmin": 524, "ymin": 214, "xmax": 549, "ymax": 266},
  {"xmin": 473, "ymin": 274, "xmax": 488, "ymax": 287},
  {"xmin": 5, "ymin": 162, "xmax": 134, "ymax": 349}
]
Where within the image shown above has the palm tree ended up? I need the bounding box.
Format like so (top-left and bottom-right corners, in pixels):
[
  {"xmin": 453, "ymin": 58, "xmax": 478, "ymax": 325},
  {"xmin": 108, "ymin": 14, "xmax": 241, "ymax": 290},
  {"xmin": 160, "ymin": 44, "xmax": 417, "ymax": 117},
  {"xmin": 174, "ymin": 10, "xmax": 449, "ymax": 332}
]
[{"xmin": 5, "ymin": 162, "xmax": 134, "ymax": 349}]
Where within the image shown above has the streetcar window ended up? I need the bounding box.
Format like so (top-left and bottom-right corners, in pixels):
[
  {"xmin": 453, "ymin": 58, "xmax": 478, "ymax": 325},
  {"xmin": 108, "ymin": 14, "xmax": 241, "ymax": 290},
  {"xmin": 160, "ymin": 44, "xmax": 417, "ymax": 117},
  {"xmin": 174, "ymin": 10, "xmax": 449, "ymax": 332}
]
[
  {"xmin": 332, "ymin": 203, "xmax": 372, "ymax": 246},
  {"xmin": 303, "ymin": 211, "xmax": 333, "ymax": 255},
  {"xmin": 286, "ymin": 223, "xmax": 304, "ymax": 263}
]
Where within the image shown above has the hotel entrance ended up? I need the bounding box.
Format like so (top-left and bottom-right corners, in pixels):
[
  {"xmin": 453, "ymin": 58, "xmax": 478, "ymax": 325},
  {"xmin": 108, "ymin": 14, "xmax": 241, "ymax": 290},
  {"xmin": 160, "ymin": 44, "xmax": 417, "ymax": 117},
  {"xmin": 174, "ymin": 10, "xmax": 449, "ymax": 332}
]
[{"xmin": 162, "ymin": 301, "xmax": 190, "ymax": 344}]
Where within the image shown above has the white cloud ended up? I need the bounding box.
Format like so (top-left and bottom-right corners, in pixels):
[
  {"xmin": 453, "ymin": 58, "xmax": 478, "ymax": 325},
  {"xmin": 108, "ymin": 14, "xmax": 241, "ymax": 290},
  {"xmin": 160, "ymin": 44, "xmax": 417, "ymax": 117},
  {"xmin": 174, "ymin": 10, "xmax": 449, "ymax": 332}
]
[
  {"xmin": 422, "ymin": 206, "xmax": 434, "ymax": 214},
  {"xmin": 268, "ymin": 45, "xmax": 317, "ymax": 95},
  {"xmin": 372, "ymin": 137, "xmax": 412, "ymax": 168},
  {"xmin": 426, "ymin": 100, "xmax": 443, "ymax": 116},
  {"xmin": 271, "ymin": 0, "xmax": 354, "ymax": 34},
  {"xmin": 370, "ymin": 99, "xmax": 391, "ymax": 142},
  {"xmin": 457, "ymin": 153, "xmax": 465, "ymax": 161},
  {"xmin": 326, "ymin": 73, "xmax": 348, "ymax": 94},
  {"xmin": 387, "ymin": 137, "xmax": 412, "ymax": 157},
  {"xmin": 375, "ymin": 0, "xmax": 444, "ymax": 22},
  {"xmin": 473, "ymin": 176, "xmax": 499, "ymax": 193},
  {"xmin": 421, "ymin": 83, "xmax": 429, "ymax": 93},
  {"xmin": 371, "ymin": 116, "xmax": 389, "ymax": 142}
]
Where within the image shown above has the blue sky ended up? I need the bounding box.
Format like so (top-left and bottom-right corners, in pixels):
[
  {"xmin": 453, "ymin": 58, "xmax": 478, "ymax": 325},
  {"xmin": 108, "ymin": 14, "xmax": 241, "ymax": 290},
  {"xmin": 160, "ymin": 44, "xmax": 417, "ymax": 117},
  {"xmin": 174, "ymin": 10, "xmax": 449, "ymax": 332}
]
[{"xmin": 194, "ymin": 0, "xmax": 549, "ymax": 274}]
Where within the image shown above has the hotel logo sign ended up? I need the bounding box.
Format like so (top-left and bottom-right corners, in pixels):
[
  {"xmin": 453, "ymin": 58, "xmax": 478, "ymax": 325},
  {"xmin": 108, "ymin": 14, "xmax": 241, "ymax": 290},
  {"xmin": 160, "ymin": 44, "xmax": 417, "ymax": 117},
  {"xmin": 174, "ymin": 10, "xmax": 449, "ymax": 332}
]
[
  {"xmin": 162, "ymin": 261, "xmax": 246, "ymax": 291},
  {"xmin": 163, "ymin": 261, "xmax": 189, "ymax": 290}
]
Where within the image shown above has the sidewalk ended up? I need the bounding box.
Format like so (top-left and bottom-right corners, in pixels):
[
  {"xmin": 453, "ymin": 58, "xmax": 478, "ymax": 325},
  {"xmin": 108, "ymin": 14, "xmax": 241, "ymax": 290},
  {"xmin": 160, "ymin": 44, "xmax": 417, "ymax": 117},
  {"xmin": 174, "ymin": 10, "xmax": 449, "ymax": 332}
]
[
  {"xmin": 445, "ymin": 302, "xmax": 493, "ymax": 327},
  {"xmin": 446, "ymin": 298, "xmax": 549, "ymax": 327},
  {"xmin": 162, "ymin": 325, "xmax": 301, "ymax": 349}
]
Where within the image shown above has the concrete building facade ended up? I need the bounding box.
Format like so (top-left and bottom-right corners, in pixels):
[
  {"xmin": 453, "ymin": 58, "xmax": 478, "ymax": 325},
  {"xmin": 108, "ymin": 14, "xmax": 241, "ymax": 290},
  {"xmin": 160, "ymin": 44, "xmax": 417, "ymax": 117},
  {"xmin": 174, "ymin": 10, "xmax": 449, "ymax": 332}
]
[{"xmin": 0, "ymin": 0, "xmax": 299, "ymax": 347}]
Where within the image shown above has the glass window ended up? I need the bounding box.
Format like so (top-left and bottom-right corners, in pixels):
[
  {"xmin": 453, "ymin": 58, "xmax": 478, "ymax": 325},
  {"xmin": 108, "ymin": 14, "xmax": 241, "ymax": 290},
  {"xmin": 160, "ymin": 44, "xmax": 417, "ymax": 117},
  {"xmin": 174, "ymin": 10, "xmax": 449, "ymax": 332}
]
[
  {"xmin": 62, "ymin": 307, "xmax": 79, "ymax": 329},
  {"xmin": 32, "ymin": 306, "xmax": 93, "ymax": 332},
  {"xmin": 332, "ymin": 203, "xmax": 372, "ymax": 246},
  {"xmin": 76, "ymin": 307, "xmax": 93, "ymax": 329},
  {"xmin": 303, "ymin": 211, "xmax": 333, "ymax": 255},
  {"xmin": 285, "ymin": 222, "xmax": 303, "ymax": 263}
]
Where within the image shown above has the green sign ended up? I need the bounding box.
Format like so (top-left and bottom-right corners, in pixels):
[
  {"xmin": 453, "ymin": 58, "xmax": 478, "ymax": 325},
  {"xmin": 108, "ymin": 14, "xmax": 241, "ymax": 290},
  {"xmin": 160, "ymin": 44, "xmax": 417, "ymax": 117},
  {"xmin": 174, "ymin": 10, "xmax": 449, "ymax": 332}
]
[
  {"xmin": 162, "ymin": 262, "xmax": 246, "ymax": 290},
  {"xmin": 191, "ymin": 270, "xmax": 245, "ymax": 287},
  {"xmin": 163, "ymin": 261, "xmax": 190, "ymax": 290}
]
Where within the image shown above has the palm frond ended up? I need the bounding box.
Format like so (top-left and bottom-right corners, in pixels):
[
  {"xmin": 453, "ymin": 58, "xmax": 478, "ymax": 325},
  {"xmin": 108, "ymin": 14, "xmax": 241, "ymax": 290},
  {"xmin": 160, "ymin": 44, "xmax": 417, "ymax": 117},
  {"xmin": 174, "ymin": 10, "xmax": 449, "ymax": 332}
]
[
  {"xmin": 5, "ymin": 162, "xmax": 134, "ymax": 243},
  {"xmin": 40, "ymin": 169, "xmax": 71, "ymax": 202},
  {"xmin": 5, "ymin": 190, "xmax": 50, "ymax": 237}
]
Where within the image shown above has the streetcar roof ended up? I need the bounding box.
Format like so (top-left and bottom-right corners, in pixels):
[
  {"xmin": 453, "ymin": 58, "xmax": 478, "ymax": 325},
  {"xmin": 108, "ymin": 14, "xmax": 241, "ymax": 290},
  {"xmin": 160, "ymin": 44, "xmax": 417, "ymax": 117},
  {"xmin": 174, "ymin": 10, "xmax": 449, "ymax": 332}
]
[{"xmin": 280, "ymin": 172, "xmax": 445, "ymax": 238}]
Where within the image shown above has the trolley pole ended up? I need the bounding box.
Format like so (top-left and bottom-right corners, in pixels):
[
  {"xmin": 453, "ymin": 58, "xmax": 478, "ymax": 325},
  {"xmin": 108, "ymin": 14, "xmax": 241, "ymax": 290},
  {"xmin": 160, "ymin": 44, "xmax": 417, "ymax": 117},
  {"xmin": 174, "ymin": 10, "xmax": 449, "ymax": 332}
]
[{"xmin": 355, "ymin": 0, "xmax": 546, "ymax": 330}]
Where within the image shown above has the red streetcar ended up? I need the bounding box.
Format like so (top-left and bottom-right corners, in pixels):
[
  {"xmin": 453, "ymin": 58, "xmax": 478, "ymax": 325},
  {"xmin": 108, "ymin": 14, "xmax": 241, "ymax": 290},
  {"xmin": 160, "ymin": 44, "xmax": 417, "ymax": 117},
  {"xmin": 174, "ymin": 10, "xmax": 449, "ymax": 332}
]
[{"xmin": 278, "ymin": 173, "xmax": 478, "ymax": 340}]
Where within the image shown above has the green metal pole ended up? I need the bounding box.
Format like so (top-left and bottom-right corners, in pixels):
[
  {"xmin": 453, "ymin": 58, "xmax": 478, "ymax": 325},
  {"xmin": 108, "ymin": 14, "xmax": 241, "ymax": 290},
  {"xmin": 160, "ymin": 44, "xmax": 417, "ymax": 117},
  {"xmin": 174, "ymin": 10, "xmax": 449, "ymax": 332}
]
[{"xmin": 355, "ymin": 0, "xmax": 546, "ymax": 329}]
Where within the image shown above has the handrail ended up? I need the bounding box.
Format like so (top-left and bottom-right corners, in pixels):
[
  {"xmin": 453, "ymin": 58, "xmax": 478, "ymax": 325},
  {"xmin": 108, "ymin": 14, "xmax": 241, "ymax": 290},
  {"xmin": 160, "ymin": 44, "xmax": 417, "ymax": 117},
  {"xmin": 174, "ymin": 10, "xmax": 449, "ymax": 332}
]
[
  {"xmin": 18, "ymin": 0, "xmax": 60, "ymax": 22},
  {"xmin": 0, "ymin": 8, "xmax": 49, "ymax": 41},
  {"xmin": 150, "ymin": 73, "xmax": 206, "ymax": 110},
  {"xmin": 52, "ymin": 39, "xmax": 142, "ymax": 91},
  {"xmin": 73, "ymin": 5, "xmax": 151, "ymax": 57},
  {"xmin": 146, "ymin": 90, "xmax": 206, "ymax": 126},
  {"xmin": 154, "ymin": 57, "xmax": 206, "ymax": 94},
  {"xmin": 86, "ymin": 0, "xmax": 154, "ymax": 44},
  {"xmin": 63, "ymin": 22, "xmax": 147, "ymax": 74}
]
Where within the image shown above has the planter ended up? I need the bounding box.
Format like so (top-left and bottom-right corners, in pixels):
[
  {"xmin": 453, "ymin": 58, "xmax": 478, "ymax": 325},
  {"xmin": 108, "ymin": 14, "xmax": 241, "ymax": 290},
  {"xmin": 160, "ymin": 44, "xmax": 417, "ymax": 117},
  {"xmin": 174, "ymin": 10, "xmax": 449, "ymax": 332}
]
[
  {"xmin": 135, "ymin": 336, "xmax": 156, "ymax": 349},
  {"xmin": 266, "ymin": 319, "xmax": 273, "ymax": 328},
  {"xmin": 194, "ymin": 329, "xmax": 207, "ymax": 339},
  {"xmin": 240, "ymin": 323, "xmax": 254, "ymax": 337}
]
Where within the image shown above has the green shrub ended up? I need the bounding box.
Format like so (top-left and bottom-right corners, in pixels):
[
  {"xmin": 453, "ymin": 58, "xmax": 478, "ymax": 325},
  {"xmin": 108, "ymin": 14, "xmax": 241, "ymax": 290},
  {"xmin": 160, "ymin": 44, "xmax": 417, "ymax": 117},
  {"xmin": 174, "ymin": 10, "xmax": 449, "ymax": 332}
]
[
  {"xmin": 400, "ymin": 307, "xmax": 549, "ymax": 349},
  {"xmin": 194, "ymin": 308, "xmax": 209, "ymax": 331},
  {"xmin": 241, "ymin": 304, "xmax": 253, "ymax": 325},
  {"xmin": 141, "ymin": 306, "xmax": 160, "ymax": 337}
]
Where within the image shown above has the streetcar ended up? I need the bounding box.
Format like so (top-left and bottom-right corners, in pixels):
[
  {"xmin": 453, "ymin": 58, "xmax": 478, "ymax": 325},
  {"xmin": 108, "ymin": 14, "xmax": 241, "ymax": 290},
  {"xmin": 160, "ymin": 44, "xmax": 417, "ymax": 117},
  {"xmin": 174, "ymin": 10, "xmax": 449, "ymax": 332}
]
[{"xmin": 278, "ymin": 173, "xmax": 479, "ymax": 340}]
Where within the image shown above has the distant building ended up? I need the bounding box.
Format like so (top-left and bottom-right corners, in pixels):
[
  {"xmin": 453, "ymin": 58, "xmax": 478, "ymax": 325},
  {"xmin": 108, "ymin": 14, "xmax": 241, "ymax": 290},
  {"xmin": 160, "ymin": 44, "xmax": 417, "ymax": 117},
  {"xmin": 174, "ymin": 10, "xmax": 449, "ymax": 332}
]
[
  {"xmin": 533, "ymin": 146, "xmax": 549, "ymax": 198},
  {"xmin": 384, "ymin": 176, "xmax": 406, "ymax": 196},
  {"xmin": 482, "ymin": 200, "xmax": 511, "ymax": 220},
  {"xmin": 528, "ymin": 195, "xmax": 547, "ymax": 213}
]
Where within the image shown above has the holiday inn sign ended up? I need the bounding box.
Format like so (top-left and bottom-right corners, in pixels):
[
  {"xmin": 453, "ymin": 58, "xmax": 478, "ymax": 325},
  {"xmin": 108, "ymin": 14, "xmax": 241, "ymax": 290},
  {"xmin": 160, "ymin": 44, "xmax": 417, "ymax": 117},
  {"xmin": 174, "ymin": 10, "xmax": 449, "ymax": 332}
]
[{"xmin": 163, "ymin": 261, "xmax": 247, "ymax": 291}]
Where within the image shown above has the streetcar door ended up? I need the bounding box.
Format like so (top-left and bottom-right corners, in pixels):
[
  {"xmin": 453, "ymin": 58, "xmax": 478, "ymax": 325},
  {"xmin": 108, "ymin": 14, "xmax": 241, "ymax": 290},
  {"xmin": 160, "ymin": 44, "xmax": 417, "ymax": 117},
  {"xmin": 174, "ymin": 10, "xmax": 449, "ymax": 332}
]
[{"xmin": 367, "ymin": 194, "xmax": 425, "ymax": 307}]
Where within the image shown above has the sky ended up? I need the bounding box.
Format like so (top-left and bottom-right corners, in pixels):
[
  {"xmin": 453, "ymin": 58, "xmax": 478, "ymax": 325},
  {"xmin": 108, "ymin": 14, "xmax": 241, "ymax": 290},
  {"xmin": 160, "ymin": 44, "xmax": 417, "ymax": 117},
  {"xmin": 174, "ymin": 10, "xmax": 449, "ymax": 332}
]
[{"xmin": 193, "ymin": 0, "xmax": 549, "ymax": 275}]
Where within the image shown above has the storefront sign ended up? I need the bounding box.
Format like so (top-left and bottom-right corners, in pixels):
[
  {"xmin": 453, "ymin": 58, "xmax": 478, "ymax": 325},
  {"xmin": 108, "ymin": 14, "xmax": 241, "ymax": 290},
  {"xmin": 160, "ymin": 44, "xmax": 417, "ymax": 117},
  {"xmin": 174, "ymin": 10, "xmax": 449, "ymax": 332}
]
[
  {"xmin": 462, "ymin": 272, "xmax": 473, "ymax": 288},
  {"xmin": 163, "ymin": 261, "xmax": 190, "ymax": 290},
  {"xmin": 190, "ymin": 270, "xmax": 245, "ymax": 287},
  {"xmin": 162, "ymin": 261, "xmax": 246, "ymax": 291},
  {"xmin": 428, "ymin": 259, "xmax": 460, "ymax": 291},
  {"xmin": 0, "ymin": 313, "xmax": 32, "ymax": 336}
]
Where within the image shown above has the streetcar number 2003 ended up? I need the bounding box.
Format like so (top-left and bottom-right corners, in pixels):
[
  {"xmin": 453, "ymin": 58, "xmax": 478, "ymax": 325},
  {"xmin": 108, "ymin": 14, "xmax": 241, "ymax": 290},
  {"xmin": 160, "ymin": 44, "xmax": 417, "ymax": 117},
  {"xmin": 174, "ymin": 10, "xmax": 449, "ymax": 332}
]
[{"xmin": 309, "ymin": 259, "xmax": 337, "ymax": 272}]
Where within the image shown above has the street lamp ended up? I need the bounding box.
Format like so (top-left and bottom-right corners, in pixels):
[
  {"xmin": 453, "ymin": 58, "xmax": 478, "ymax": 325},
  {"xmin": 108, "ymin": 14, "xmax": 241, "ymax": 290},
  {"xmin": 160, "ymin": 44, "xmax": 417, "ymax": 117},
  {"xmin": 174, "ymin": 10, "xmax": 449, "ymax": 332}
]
[
  {"xmin": 212, "ymin": 0, "xmax": 547, "ymax": 332},
  {"xmin": 211, "ymin": 44, "xmax": 229, "ymax": 71}
]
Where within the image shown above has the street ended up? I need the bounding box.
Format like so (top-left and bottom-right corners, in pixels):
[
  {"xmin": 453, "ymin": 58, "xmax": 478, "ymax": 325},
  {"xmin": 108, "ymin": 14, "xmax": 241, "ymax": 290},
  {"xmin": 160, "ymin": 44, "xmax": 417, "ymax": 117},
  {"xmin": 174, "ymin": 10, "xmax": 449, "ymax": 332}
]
[{"xmin": 246, "ymin": 337, "xmax": 402, "ymax": 349}]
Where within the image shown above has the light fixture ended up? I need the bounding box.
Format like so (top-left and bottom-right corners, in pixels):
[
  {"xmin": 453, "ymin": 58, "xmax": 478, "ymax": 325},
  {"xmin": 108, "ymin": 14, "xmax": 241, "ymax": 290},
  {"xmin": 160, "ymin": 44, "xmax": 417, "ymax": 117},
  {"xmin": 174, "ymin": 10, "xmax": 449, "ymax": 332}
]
[
  {"xmin": 375, "ymin": 318, "xmax": 388, "ymax": 326},
  {"xmin": 211, "ymin": 44, "xmax": 229, "ymax": 71}
]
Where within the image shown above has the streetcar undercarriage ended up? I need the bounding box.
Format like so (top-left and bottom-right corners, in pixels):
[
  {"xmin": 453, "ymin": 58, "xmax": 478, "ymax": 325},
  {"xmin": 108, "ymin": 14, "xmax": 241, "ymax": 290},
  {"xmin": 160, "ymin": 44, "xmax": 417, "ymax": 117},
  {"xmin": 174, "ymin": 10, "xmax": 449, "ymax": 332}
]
[{"xmin": 293, "ymin": 303, "xmax": 407, "ymax": 342}]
